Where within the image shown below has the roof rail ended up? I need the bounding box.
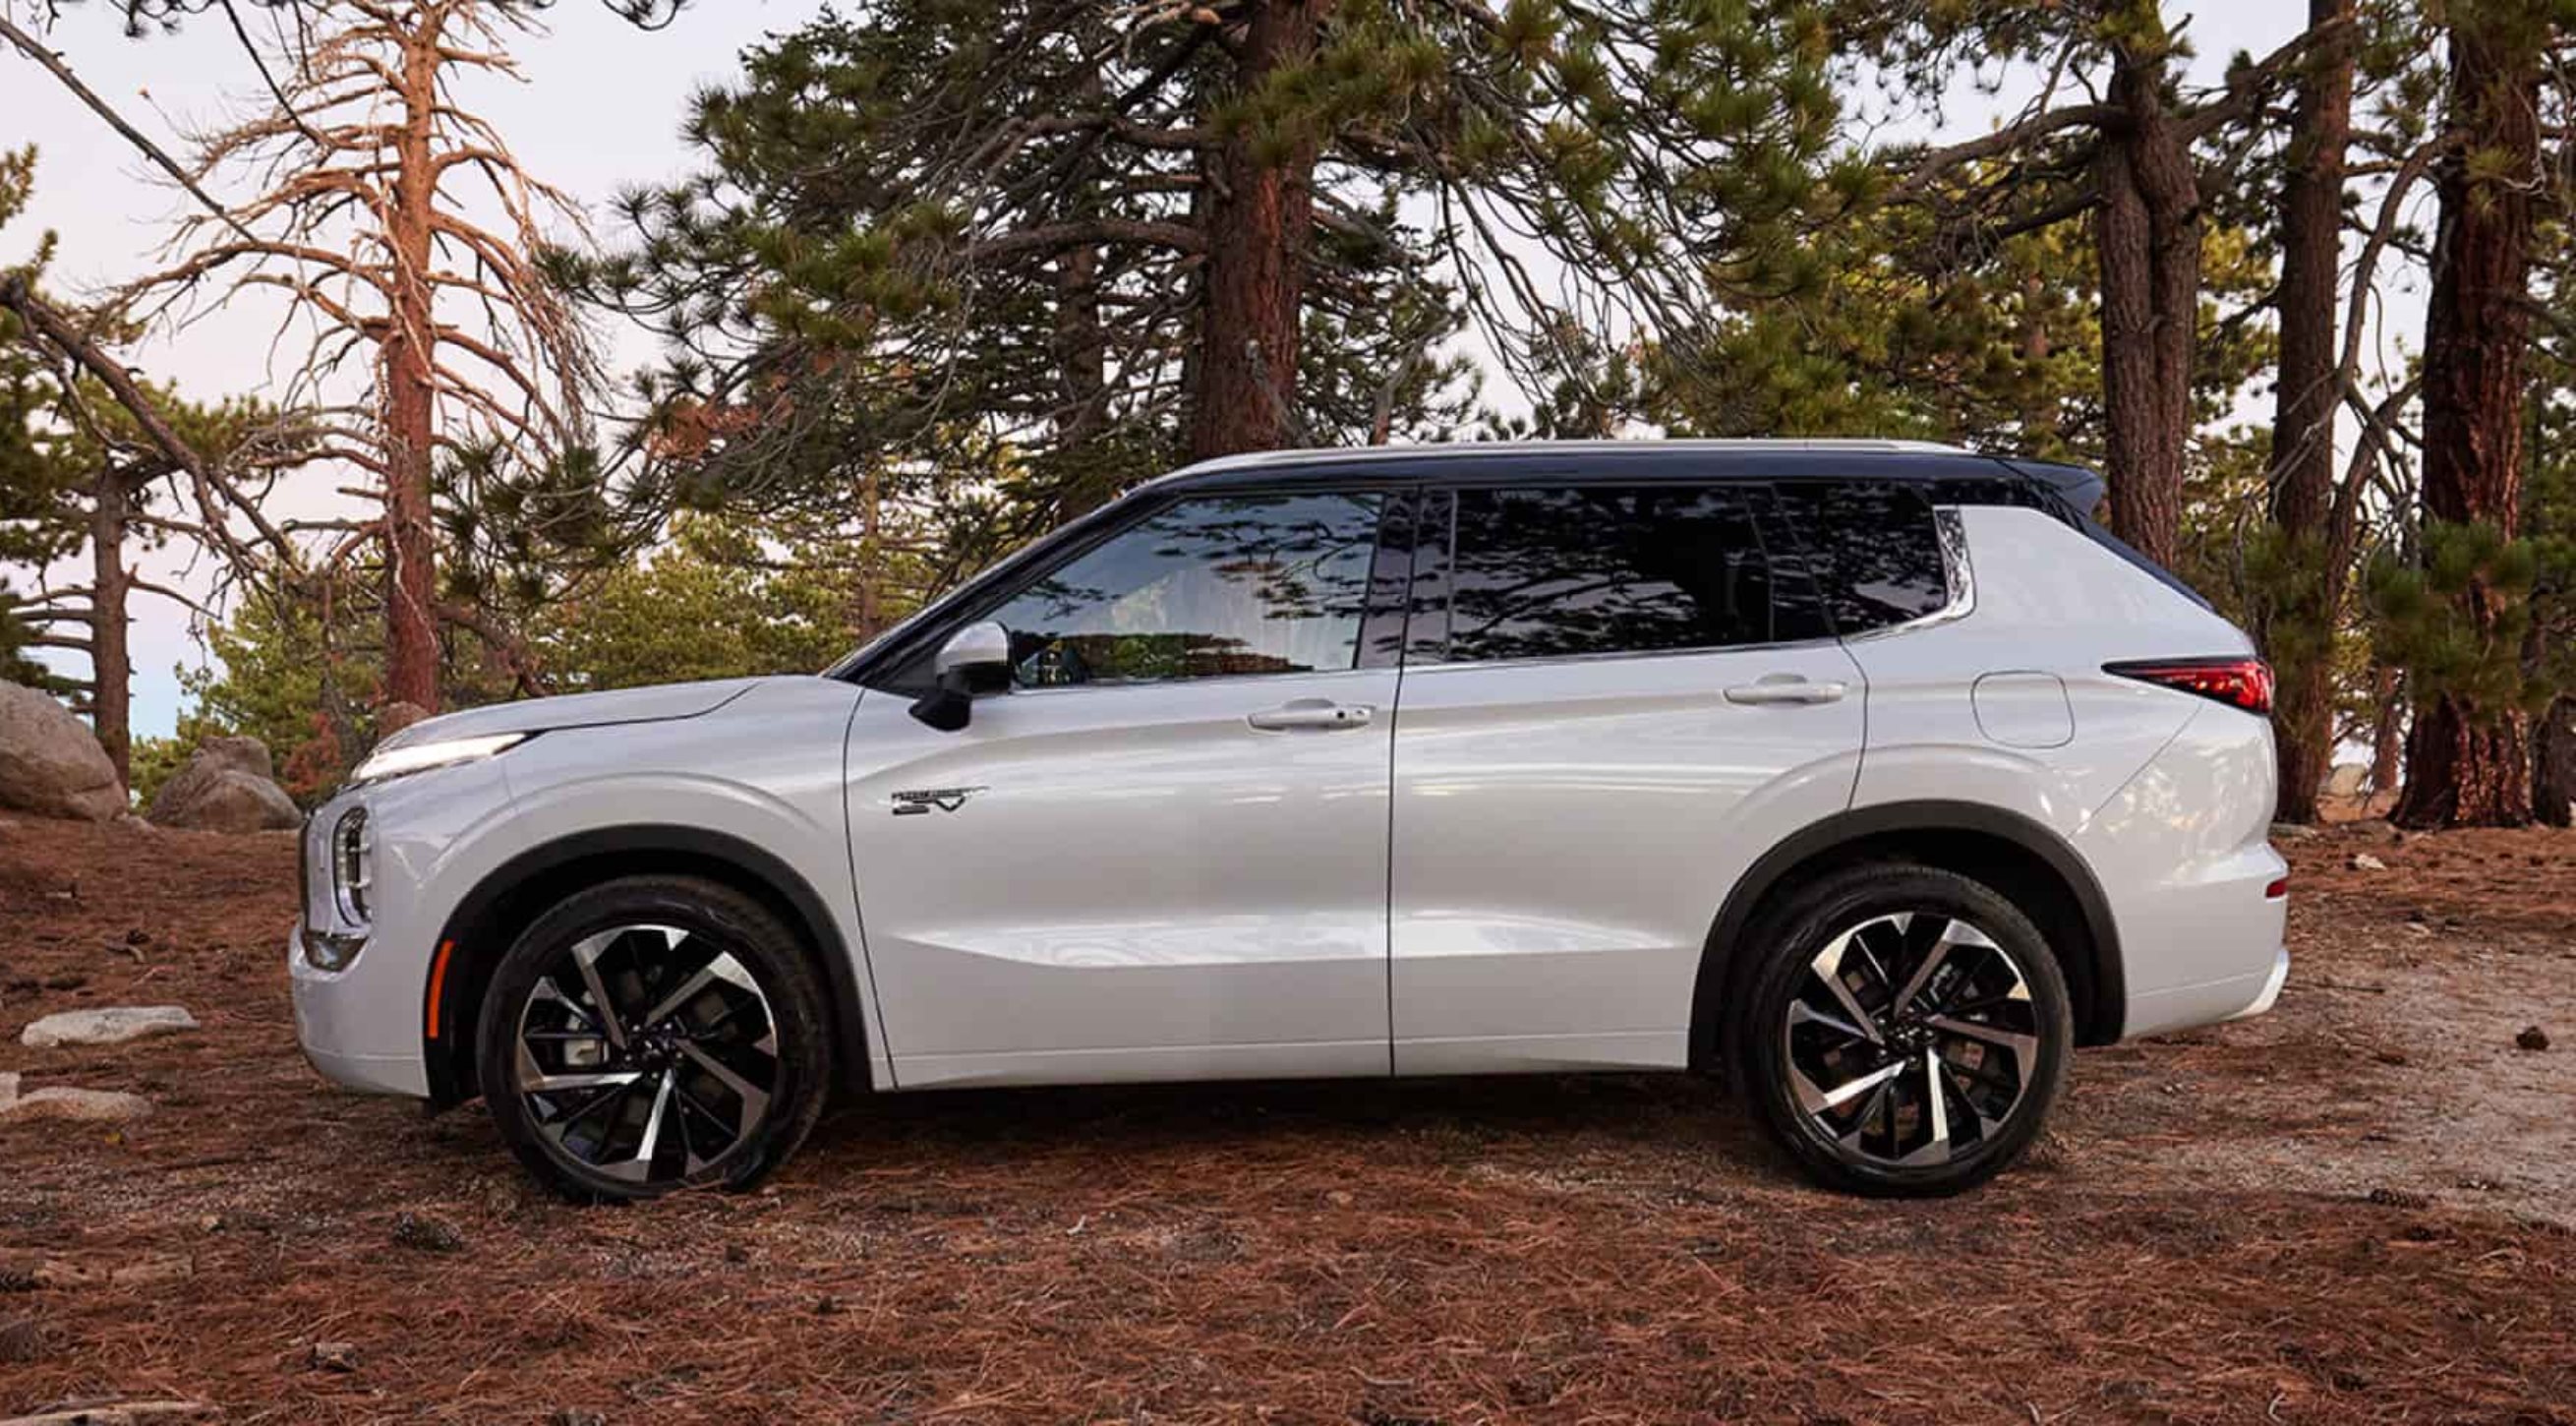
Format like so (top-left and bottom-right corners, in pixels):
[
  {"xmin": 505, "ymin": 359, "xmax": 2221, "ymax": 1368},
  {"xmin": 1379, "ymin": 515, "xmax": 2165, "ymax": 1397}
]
[{"xmin": 1167, "ymin": 437, "xmax": 1968, "ymax": 478}]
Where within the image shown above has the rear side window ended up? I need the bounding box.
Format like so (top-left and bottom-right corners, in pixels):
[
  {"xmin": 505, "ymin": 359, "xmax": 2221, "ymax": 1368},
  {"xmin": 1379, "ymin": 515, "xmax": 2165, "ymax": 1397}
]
[
  {"xmin": 1773, "ymin": 481, "xmax": 1950, "ymax": 634},
  {"xmin": 1439, "ymin": 485, "xmax": 1816, "ymax": 662}
]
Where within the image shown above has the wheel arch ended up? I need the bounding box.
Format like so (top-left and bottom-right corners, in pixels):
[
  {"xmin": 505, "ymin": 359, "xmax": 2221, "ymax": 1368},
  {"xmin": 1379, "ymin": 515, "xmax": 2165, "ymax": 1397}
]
[
  {"xmin": 423, "ymin": 824, "xmax": 873, "ymax": 1107},
  {"xmin": 1690, "ymin": 800, "xmax": 2125, "ymax": 1071}
]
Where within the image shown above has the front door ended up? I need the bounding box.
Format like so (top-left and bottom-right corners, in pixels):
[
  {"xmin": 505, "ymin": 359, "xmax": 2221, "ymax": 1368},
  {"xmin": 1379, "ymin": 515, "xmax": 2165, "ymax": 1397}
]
[{"xmin": 846, "ymin": 491, "xmax": 1400, "ymax": 1088}]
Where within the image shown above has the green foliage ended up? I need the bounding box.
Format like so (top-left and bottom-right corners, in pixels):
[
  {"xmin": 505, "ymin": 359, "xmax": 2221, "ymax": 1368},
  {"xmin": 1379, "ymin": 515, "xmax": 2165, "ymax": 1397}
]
[
  {"xmin": 1, "ymin": 145, "xmax": 82, "ymax": 689},
  {"xmin": 2366, "ymin": 521, "xmax": 2550, "ymax": 720},
  {"xmin": 167, "ymin": 589, "xmax": 355, "ymax": 803},
  {"xmin": 528, "ymin": 513, "xmax": 864, "ymax": 691}
]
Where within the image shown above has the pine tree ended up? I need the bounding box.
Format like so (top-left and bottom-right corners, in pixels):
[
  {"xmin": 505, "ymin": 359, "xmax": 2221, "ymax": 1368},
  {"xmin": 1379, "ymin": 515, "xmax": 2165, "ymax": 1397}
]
[
  {"xmin": 118, "ymin": 1, "xmax": 602, "ymax": 715},
  {"xmin": 565, "ymin": 0, "xmax": 1850, "ymax": 540},
  {"xmin": 2389, "ymin": 0, "xmax": 2556, "ymax": 828},
  {"xmin": 1849, "ymin": 0, "xmax": 2336, "ymax": 567}
]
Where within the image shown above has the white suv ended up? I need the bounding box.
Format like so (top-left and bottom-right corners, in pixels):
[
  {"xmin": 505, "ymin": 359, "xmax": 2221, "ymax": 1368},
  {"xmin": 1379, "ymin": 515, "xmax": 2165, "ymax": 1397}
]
[{"xmin": 290, "ymin": 440, "xmax": 2289, "ymax": 1199}]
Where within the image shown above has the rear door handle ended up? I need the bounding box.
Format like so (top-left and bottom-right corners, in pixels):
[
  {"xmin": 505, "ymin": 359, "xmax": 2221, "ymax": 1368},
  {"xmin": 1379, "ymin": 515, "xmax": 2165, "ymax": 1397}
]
[
  {"xmin": 1725, "ymin": 676, "xmax": 1847, "ymax": 706},
  {"xmin": 1247, "ymin": 698, "xmax": 1376, "ymax": 732}
]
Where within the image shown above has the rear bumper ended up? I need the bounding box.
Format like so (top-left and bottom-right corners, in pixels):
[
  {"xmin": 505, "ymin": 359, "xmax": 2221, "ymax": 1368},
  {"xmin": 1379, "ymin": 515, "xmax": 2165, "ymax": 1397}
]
[
  {"xmin": 2226, "ymin": 945, "xmax": 2292, "ymax": 1021},
  {"xmin": 2109, "ymin": 839, "xmax": 2290, "ymax": 1039}
]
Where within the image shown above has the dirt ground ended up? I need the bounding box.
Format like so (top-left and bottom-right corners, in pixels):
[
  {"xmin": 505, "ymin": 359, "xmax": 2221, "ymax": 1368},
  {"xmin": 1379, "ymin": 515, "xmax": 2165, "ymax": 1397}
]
[{"xmin": 1, "ymin": 813, "xmax": 2570, "ymax": 1424}]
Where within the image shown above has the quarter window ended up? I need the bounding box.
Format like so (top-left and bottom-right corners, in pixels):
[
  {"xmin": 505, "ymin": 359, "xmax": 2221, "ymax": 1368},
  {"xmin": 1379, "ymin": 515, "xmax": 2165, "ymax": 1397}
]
[
  {"xmin": 1441, "ymin": 485, "xmax": 1805, "ymax": 662},
  {"xmin": 986, "ymin": 493, "xmax": 1383, "ymax": 686},
  {"xmin": 1772, "ymin": 481, "xmax": 1950, "ymax": 634}
]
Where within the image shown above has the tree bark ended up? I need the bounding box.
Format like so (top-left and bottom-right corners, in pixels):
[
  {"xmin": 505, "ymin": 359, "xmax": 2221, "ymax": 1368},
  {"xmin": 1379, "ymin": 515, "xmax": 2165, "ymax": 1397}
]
[
  {"xmin": 2394, "ymin": 6, "xmax": 2543, "ymax": 828},
  {"xmin": 2536, "ymin": 695, "xmax": 2576, "ymax": 827},
  {"xmin": 1188, "ymin": 0, "xmax": 1324, "ymax": 461},
  {"xmin": 2091, "ymin": 40, "xmax": 2199, "ymax": 571},
  {"xmin": 2259, "ymin": 0, "xmax": 2355, "ymax": 824},
  {"xmin": 379, "ymin": 5, "xmax": 446, "ymax": 712},
  {"xmin": 1051, "ymin": 68, "xmax": 1117, "ymax": 522},
  {"xmin": 2368, "ymin": 662, "xmax": 2403, "ymax": 810},
  {"xmin": 87, "ymin": 464, "xmax": 133, "ymax": 784}
]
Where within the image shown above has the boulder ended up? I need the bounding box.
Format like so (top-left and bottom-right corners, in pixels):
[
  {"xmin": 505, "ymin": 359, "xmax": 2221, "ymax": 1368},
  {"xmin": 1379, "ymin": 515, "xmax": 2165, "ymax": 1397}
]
[
  {"xmin": 378, "ymin": 700, "xmax": 430, "ymax": 738},
  {"xmin": 0, "ymin": 682, "xmax": 125, "ymax": 822},
  {"xmin": 2327, "ymin": 762, "xmax": 2370, "ymax": 798},
  {"xmin": 146, "ymin": 735, "xmax": 298, "ymax": 832},
  {"xmin": 20, "ymin": 1005, "xmax": 200, "ymax": 1049},
  {"xmin": 0, "ymin": 1088, "xmax": 153, "ymax": 1124}
]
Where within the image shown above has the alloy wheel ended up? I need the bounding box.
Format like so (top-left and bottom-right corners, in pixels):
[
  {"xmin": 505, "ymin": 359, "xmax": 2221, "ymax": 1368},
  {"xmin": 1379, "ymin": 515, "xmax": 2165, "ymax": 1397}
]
[
  {"xmin": 1782, "ymin": 911, "xmax": 2043, "ymax": 1169},
  {"xmin": 511, "ymin": 922, "xmax": 782, "ymax": 1186}
]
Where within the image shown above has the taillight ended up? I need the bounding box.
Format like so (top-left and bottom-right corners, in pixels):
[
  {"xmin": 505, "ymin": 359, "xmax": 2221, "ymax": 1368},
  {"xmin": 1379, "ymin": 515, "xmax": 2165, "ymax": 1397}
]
[{"xmin": 2105, "ymin": 657, "xmax": 2273, "ymax": 716}]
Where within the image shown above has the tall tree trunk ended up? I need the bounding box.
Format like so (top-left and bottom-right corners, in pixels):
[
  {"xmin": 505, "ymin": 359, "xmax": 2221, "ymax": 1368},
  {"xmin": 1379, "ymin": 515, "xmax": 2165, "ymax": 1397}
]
[
  {"xmin": 2091, "ymin": 41, "xmax": 2199, "ymax": 570},
  {"xmin": 1053, "ymin": 241, "xmax": 1114, "ymax": 519},
  {"xmin": 1051, "ymin": 66, "xmax": 1117, "ymax": 522},
  {"xmin": 379, "ymin": 7, "xmax": 446, "ymax": 712},
  {"xmin": 2260, "ymin": 0, "xmax": 2355, "ymax": 824},
  {"xmin": 2368, "ymin": 662, "xmax": 2403, "ymax": 809},
  {"xmin": 1188, "ymin": 0, "xmax": 1324, "ymax": 461},
  {"xmin": 2536, "ymin": 694, "xmax": 2576, "ymax": 827},
  {"xmin": 856, "ymin": 464, "xmax": 884, "ymax": 640},
  {"xmin": 87, "ymin": 464, "xmax": 131, "ymax": 784},
  {"xmin": 2394, "ymin": 6, "xmax": 2544, "ymax": 828}
]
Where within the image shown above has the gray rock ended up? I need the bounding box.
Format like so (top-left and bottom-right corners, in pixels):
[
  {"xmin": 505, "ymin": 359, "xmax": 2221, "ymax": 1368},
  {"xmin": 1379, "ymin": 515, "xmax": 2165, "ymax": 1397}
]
[
  {"xmin": 378, "ymin": 700, "xmax": 430, "ymax": 739},
  {"xmin": 2348, "ymin": 852, "xmax": 2388, "ymax": 871},
  {"xmin": 0, "ymin": 1088, "xmax": 153, "ymax": 1123},
  {"xmin": 2327, "ymin": 762, "xmax": 2370, "ymax": 797},
  {"xmin": 0, "ymin": 682, "xmax": 126, "ymax": 822},
  {"xmin": 146, "ymin": 736, "xmax": 298, "ymax": 832},
  {"xmin": 20, "ymin": 1005, "xmax": 199, "ymax": 1049},
  {"xmin": 0, "ymin": 1402, "xmax": 218, "ymax": 1425}
]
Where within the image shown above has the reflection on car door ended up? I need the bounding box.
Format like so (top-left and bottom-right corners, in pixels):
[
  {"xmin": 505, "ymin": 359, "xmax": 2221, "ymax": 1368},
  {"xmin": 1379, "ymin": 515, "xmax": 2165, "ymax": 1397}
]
[
  {"xmin": 1388, "ymin": 483, "xmax": 1868, "ymax": 1073},
  {"xmin": 845, "ymin": 492, "xmax": 1404, "ymax": 1088}
]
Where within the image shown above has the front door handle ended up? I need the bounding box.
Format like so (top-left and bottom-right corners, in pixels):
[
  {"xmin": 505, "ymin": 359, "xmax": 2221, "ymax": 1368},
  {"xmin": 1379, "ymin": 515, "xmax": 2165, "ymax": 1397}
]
[
  {"xmin": 1725, "ymin": 675, "xmax": 1848, "ymax": 706},
  {"xmin": 1247, "ymin": 698, "xmax": 1376, "ymax": 732}
]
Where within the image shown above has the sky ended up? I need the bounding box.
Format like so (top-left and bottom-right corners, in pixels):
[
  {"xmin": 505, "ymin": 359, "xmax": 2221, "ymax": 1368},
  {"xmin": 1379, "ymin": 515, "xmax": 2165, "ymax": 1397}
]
[{"xmin": 0, "ymin": 1, "xmax": 2395, "ymax": 742}]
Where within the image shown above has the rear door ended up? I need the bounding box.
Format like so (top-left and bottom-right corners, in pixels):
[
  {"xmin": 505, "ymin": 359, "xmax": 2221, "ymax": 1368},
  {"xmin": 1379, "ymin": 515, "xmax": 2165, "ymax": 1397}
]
[{"xmin": 1388, "ymin": 481, "xmax": 1867, "ymax": 1074}]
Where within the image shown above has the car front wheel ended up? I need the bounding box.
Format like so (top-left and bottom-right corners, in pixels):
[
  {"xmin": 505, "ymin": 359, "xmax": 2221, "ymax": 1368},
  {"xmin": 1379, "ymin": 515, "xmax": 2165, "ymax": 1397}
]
[
  {"xmin": 475, "ymin": 875, "xmax": 831, "ymax": 1202},
  {"xmin": 1735, "ymin": 863, "xmax": 2073, "ymax": 1197}
]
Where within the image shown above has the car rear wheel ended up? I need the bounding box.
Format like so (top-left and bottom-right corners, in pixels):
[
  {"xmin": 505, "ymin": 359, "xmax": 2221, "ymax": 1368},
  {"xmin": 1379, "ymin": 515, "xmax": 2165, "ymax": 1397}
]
[
  {"xmin": 1734, "ymin": 863, "xmax": 2072, "ymax": 1197},
  {"xmin": 476, "ymin": 875, "xmax": 831, "ymax": 1202}
]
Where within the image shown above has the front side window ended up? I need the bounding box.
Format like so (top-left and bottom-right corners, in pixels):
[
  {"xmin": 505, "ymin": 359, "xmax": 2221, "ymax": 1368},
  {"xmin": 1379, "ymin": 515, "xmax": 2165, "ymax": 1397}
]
[
  {"xmin": 1442, "ymin": 484, "xmax": 1804, "ymax": 662},
  {"xmin": 986, "ymin": 493, "xmax": 1383, "ymax": 687}
]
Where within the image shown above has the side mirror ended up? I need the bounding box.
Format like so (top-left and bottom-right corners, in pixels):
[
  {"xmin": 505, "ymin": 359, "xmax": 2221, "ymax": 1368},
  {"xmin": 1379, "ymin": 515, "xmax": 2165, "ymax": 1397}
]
[{"xmin": 909, "ymin": 621, "xmax": 1012, "ymax": 731}]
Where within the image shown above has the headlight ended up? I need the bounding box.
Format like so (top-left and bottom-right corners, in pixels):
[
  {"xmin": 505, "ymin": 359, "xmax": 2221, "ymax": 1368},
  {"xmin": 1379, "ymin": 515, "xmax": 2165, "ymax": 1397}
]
[
  {"xmin": 331, "ymin": 806, "xmax": 372, "ymax": 924},
  {"xmin": 351, "ymin": 731, "xmax": 530, "ymax": 785}
]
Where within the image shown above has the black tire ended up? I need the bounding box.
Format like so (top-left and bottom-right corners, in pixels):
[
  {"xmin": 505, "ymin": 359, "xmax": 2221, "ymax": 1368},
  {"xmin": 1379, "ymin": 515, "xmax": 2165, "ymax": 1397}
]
[
  {"xmin": 476, "ymin": 875, "xmax": 832, "ymax": 1202},
  {"xmin": 1732, "ymin": 862, "xmax": 2073, "ymax": 1197}
]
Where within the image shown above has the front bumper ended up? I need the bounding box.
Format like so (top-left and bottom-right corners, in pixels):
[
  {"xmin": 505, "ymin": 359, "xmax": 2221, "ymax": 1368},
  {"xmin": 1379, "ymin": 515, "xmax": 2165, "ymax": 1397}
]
[{"xmin": 289, "ymin": 921, "xmax": 432, "ymax": 1098}]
